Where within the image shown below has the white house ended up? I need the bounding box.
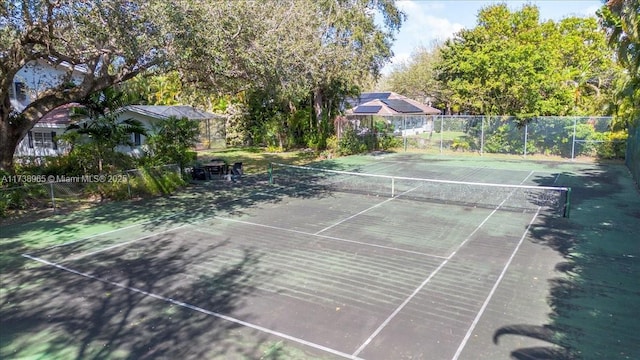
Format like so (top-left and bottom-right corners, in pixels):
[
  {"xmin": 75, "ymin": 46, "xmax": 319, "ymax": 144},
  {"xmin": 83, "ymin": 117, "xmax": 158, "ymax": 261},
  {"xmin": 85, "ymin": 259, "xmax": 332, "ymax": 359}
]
[
  {"xmin": 115, "ymin": 105, "xmax": 226, "ymax": 156},
  {"xmin": 11, "ymin": 59, "xmax": 87, "ymax": 159},
  {"xmin": 14, "ymin": 104, "xmax": 76, "ymax": 158},
  {"xmin": 11, "ymin": 60, "xmax": 226, "ymax": 160},
  {"xmin": 9, "ymin": 58, "xmax": 86, "ymax": 113}
]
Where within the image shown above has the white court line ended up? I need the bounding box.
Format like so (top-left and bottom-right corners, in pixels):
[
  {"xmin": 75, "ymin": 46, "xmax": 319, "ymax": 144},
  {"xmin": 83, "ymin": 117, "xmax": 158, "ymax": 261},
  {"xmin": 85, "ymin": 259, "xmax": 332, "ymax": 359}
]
[
  {"xmin": 350, "ymin": 199, "xmax": 502, "ymax": 357},
  {"xmin": 351, "ymin": 170, "xmax": 537, "ymax": 357},
  {"xmin": 21, "ymin": 253, "xmax": 363, "ymax": 360},
  {"xmin": 31, "ymin": 187, "xmax": 267, "ymax": 256},
  {"xmin": 209, "ymin": 216, "xmax": 447, "ymax": 259},
  {"xmin": 314, "ymin": 182, "xmax": 427, "ymax": 235},
  {"xmin": 314, "ymin": 197, "xmax": 397, "ymax": 235},
  {"xmin": 445, "ymin": 170, "xmax": 534, "ymax": 259},
  {"xmin": 351, "ymin": 259, "xmax": 450, "ymax": 357},
  {"xmin": 451, "ymin": 208, "xmax": 541, "ymax": 360},
  {"xmin": 63, "ymin": 224, "xmax": 192, "ymax": 261}
]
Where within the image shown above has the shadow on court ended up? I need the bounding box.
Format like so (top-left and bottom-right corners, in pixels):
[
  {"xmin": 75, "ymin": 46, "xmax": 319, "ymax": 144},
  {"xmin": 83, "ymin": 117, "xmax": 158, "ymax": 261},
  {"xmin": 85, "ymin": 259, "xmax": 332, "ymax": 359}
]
[
  {"xmin": 493, "ymin": 162, "xmax": 640, "ymax": 360},
  {"xmin": 0, "ymin": 231, "xmax": 296, "ymax": 359},
  {"xmin": 4, "ymin": 156, "xmax": 639, "ymax": 359},
  {"xmin": 0, "ymin": 173, "xmax": 351, "ymax": 359},
  {"xmin": 0, "ymin": 172, "xmax": 327, "ymax": 271}
]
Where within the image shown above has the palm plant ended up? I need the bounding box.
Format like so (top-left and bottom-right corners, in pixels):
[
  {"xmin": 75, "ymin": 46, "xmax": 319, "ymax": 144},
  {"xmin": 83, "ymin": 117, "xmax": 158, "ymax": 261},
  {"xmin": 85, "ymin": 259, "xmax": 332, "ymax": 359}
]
[{"xmin": 66, "ymin": 88, "xmax": 147, "ymax": 173}]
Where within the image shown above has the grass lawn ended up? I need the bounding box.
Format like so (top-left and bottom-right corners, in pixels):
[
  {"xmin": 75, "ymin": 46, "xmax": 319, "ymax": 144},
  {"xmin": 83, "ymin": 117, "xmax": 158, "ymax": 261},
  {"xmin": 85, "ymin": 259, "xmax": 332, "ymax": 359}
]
[{"xmin": 196, "ymin": 147, "xmax": 320, "ymax": 175}]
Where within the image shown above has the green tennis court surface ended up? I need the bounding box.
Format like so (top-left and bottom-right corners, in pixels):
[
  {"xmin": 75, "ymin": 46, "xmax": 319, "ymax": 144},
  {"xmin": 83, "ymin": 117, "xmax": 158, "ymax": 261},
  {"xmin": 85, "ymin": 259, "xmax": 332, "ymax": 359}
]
[{"xmin": 2, "ymin": 153, "xmax": 639, "ymax": 359}]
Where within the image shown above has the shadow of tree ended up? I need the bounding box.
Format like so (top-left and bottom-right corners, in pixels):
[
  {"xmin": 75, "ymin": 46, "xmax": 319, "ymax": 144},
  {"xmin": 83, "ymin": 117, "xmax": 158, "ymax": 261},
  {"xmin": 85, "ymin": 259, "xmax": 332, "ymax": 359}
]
[
  {"xmin": 493, "ymin": 162, "xmax": 640, "ymax": 359},
  {"xmin": 0, "ymin": 231, "xmax": 282, "ymax": 359},
  {"xmin": 1, "ymin": 166, "xmax": 359, "ymax": 359}
]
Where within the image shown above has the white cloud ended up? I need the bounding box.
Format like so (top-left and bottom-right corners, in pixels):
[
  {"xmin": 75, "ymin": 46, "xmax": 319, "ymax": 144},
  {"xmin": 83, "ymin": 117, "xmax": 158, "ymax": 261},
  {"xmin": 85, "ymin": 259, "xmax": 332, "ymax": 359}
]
[
  {"xmin": 383, "ymin": 52, "xmax": 411, "ymax": 75},
  {"xmin": 382, "ymin": 1, "xmax": 464, "ymax": 75},
  {"xmin": 397, "ymin": 1, "xmax": 464, "ymax": 46},
  {"xmin": 582, "ymin": 5, "xmax": 602, "ymax": 16}
]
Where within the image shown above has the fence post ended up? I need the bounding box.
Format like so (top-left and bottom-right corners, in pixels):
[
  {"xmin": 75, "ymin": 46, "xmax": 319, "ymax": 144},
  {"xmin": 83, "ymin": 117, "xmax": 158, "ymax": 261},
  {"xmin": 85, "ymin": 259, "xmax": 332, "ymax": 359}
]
[
  {"xmin": 49, "ymin": 182, "xmax": 56, "ymax": 212},
  {"xmin": 524, "ymin": 122, "xmax": 528, "ymax": 158},
  {"xmin": 402, "ymin": 116, "xmax": 407, "ymax": 152},
  {"xmin": 481, "ymin": 116, "xmax": 485, "ymax": 156},
  {"xmin": 571, "ymin": 117, "xmax": 577, "ymax": 160},
  {"xmin": 268, "ymin": 163, "xmax": 273, "ymax": 185},
  {"xmin": 126, "ymin": 170, "xmax": 132, "ymax": 199},
  {"xmin": 440, "ymin": 115, "xmax": 444, "ymax": 153}
]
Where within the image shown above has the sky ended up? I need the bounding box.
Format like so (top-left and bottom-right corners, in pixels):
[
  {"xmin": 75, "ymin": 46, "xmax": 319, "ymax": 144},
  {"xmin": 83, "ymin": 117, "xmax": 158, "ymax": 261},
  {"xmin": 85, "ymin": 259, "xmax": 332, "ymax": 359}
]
[{"xmin": 382, "ymin": 0, "xmax": 604, "ymax": 74}]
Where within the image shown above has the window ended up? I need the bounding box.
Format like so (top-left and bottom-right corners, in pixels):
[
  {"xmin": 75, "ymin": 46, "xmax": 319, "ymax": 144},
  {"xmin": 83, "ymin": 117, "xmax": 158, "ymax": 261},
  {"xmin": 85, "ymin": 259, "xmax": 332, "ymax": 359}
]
[
  {"xmin": 8, "ymin": 82, "xmax": 15, "ymax": 99},
  {"xmin": 14, "ymin": 82, "xmax": 28, "ymax": 102},
  {"xmin": 133, "ymin": 133, "xmax": 142, "ymax": 146},
  {"xmin": 32, "ymin": 132, "xmax": 56, "ymax": 149}
]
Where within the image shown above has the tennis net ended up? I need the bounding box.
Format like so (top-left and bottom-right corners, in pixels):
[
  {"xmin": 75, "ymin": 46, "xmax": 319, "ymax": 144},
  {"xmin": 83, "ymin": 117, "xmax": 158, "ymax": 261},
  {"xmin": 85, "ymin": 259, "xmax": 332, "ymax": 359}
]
[{"xmin": 268, "ymin": 162, "xmax": 571, "ymax": 217}]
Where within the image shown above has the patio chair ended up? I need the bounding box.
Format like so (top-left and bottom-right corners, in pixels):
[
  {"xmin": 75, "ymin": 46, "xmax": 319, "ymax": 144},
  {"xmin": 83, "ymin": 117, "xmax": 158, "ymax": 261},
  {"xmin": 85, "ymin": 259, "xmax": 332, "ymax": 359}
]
[
  {"xmin": 191, "ymin": 167, "xmax": 207, "ymax": 181},
  {"xmin": 230, "ymin": 162, "xmax": 243, "ymax": 182}
]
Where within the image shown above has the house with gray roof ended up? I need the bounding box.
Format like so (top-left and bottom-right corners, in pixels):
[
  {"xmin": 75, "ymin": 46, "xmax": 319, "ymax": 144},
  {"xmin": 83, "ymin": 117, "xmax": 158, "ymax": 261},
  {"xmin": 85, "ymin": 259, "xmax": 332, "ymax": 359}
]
[
  {"xmin": 343, "ymin": 92, "xmax": 441, "ymax": 137},
  {"xmin": 14, "ymin": 104, "xmax": 225, "ymax": 160},
  {"xmin": 117, "ymin": 105, "xmax": 226, "ymax": 156}
]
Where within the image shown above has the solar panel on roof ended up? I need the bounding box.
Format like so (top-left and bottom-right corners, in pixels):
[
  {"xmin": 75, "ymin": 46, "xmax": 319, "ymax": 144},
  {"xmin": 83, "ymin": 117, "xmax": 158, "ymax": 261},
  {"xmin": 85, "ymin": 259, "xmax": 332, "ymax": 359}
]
[
  {"xmin": 354, "ymin": 105, "xmax": 383, "ymax": 114},
  {"xmin": 362, "ymin": 92, "xmax": 391, "ymax": 100},
  {"xmin": 348, "ymin": 92, "xmax": 393, "ymax": 106},
  {"xmin": 381, "ymin": 99, "xmax": 423, "ymax": 113}
]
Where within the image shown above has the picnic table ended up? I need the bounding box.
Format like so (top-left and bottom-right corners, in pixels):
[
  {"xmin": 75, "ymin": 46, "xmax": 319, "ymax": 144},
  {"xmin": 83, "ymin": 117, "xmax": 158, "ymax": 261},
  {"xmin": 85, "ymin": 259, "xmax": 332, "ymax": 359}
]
[{"xmin": 202, "ymin": 159, "xmax": 228, "ymax": 178}]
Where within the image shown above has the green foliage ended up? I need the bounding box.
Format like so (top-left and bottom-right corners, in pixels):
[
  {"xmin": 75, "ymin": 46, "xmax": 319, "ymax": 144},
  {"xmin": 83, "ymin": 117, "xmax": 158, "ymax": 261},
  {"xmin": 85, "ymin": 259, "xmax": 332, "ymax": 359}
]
[
  {"xmin": 435, "ymin": 4, "xmax": 619, "ymax": 116},
  {"xmin": 598, "ymin": 0, "xmax": 639, "ymax": 131},
  {"xmin": 84, "ymin": 167, "xmax": 185, "ymax": 201},
  {"xmin": 64, "ymin": 88, "xmax": 146, "ymax": 173},
  {"xmin": 122, "ymin": 71, "xmax": 183, "ymax": 105},
  {"xmin": 146, "ymin": 117, "xmax": 200, "ymax": 172},
  {"xmin": 595, "ymin": 131, "xmax": 627, "ymax": 159},
  {"xmin": 338, "ymin": 127, "xmax": 367, "ymax": 156},
  {"xmin": 225, "ymin": 102, "xmax": 251, "ymax": 147},
  {"xmin": 0, "ymin": 183, "xmax": 49, "ymax": 218},
  {"xmin": 378, "ymin": 133, "xmax": 402, "ymax": 150},
  {"xmin": 451, "ymin": 137, "xmax": 473, "ymax": 152}
]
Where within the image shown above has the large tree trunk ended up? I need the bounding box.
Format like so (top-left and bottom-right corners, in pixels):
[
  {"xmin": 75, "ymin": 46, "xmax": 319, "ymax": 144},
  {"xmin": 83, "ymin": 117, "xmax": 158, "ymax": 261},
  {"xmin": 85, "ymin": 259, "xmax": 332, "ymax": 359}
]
[
  {"xmin": 312, "ymin": 87, "xmax": 328, "ymax": 149},
  {"xmin": 0, "ymin": 70, "xmax": 142, "ymax": 173},
  {"xmin": 0, "ymin": 95, "xmax": 42, "ymax": 173},
  {"xmin": 0, "ymin": 98, "xmax": 66, "ymax": 173},
  {"xmin": 0, "ymin": 120, "xmax": 22, "ymax": 173}
]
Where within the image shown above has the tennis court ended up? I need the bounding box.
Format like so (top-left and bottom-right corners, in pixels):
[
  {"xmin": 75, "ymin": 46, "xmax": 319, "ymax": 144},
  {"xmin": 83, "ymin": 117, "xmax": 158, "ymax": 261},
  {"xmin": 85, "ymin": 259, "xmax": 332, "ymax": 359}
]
[{"xmin": 8, "ymin": 153, "xmax": 638, "ymax": 359}]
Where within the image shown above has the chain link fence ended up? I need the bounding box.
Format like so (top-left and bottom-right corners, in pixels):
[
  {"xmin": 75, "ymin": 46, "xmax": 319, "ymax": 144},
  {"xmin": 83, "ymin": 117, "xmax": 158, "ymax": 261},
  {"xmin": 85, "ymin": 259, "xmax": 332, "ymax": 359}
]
[
  {"xmin": 395, "ymin": 116, "xmax": 623, "ymax": 160},
  {"xmin": 627, "ymin": 124, "xmax": 640, "ymax": 186},
  {"xmin": 1, "ymin": 164, "xmax": 181, "ymax": 217}
]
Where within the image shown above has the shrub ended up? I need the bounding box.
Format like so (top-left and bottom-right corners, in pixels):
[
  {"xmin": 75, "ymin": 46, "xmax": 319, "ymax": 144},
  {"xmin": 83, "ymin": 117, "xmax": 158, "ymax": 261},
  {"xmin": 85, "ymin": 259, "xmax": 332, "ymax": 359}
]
[
  {"xmin": 451, "ymin": 138, "xmax": 471, "ymax": 151},
  {"xmin": 338, "ymin": 127, "xmax": 366, "ymax": 155},
  {"xmin": 379, "ymin": 134, "xmax": 401, "ymax": 150},
  {"xmin": 596, "ymin": 131, "xmax": 628, "ymax": 159}
]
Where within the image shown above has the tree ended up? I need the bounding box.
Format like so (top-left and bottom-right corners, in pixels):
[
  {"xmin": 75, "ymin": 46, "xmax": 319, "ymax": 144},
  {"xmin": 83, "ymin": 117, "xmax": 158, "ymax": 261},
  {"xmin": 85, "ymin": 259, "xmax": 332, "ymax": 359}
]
[
  {"xmin": 435, "ymin": 4, "xmax": 618, "ymax": 116},
  {"xmin": 157, "ymin": 0, "xmax": 404, "ymax": 149},
  {"xmin": 65, "ymin": 88, "xmax": 146, "ymax": 173},
  {"xmin": 0, "ymin": 0, "xmax": 169, "ymax": 172},
  {"xmin": 383, "ymin": 44, "xmax": 448, "ymax": 111},
  {"xmin": 2, "ymin": 0, "xmax": 406, "ymax": 171},
  {"xmin": 306, "ymin": 0, "xmax": 404, "ymax": 148},
  {"xmin": 122, "ymin": 72, "xmax": 183, "ymax": 106},
  {"xmin": 146, "ymin": 116, "xmax": 200, "ymax": 174},
  {"xmin": 598, "ymin": 0, "xmax": 640, "ymax": 129}
]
